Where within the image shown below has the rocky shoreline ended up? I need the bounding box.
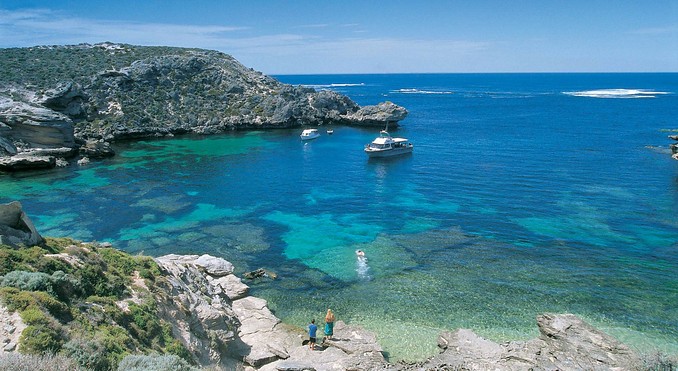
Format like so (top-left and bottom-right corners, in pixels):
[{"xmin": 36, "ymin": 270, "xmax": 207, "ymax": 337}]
[
  {"xmin": 0, "ymin": 43, "xmax": 408, "ymax": 172},
  {"xmin": 0, "ymin": 201, "xmax": 661, "ymax": 370}
]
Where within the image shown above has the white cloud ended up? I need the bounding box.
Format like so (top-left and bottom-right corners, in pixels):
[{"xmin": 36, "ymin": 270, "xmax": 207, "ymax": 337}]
[
  {"xmin": 0, "ymin": 8, "xmax": 245, "ymax": 47},
  {"xmin": 0, "ymin": 7, "xmax": 491, "ymax": 74}
]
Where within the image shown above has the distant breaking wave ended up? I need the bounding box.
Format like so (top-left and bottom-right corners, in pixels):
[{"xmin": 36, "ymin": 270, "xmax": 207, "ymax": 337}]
[
  {"xmin": 303, "ymin": 83, "xmax": 365, "ymax": 89},
  {"xmin": 392, "ymin": 88, "xmax": 454, "ymax": 95},
  {"xmin": 563, "ymin": 89, "xmax": 670, "ymax": 98}
]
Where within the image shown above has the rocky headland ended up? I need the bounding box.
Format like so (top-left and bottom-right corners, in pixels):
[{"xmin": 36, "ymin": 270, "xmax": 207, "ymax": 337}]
[
  {"xmin": 0, "ymin": 43, "xmax": 407, "ymax": 171},
  {"xmin": 0, "ymin": 201, "xmax": 669, "ymax": 371}
]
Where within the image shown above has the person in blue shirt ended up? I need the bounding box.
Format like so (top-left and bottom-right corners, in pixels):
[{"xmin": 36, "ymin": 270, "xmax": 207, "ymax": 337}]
[{"xmin": 308, "ymin": 319, "xmax": 318, "ymax": 350}]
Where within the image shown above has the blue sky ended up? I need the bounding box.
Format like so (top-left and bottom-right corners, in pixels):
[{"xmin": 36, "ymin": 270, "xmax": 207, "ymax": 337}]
[{"xmin": 1, "ymin": 0, "xmax": 676, "ymax": 74}]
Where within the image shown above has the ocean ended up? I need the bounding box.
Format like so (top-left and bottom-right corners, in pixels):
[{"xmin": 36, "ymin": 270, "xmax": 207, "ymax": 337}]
[{"xmin": 1, "ymin": 73, "xmax": 677, "ymax": 361}]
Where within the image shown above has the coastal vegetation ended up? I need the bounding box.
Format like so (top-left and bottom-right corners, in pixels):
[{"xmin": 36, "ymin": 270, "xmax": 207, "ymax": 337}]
[{"xmin": 0, "ymin": 237, "xmax": 191, "ymax": 370}]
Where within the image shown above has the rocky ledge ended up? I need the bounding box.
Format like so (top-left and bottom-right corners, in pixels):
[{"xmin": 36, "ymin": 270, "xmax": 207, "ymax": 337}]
[
  {"xmin": 152, "ymin": 253, "xmax": 389, "ymax": 370},
  {"xmin": 151, "ymin": 253, "xmax": 646, "ymax": 371},
  {"xmin": 0, "ymin": 43, "xmax": 408, "ymax": 172}
]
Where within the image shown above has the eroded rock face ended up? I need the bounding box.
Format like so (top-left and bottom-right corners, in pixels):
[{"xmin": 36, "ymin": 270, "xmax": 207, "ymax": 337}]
[
  {"xmin": 343, "ymin": 101, "xmax": 409, "ymax": 127},
  {"xmin": 0, "ymin": 201, "xmax": 44, "ymax": 247},
  {"xmin": 154, "ymin": 254, "xmax": 390, "ymax": 370},
  {"xmin": 396, "ymin": 313, "xmax": 640, "ymax": 371},
  {"xmin": 0, "ymin": 96, "xmax": 76, "ymax": 150},
  {"xmin": 153, "ymin": 254, "xmax": 240, "ymax": 368}
]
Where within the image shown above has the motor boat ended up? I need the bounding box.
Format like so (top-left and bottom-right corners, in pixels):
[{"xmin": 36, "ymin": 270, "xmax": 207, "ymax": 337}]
[
  {"xmin": 300, "ymin": 128, "xmax": 320, "ymax": 141},
  {"xmin": 364, "ymin": 130, "xmax": 413, "ymax": 158}
]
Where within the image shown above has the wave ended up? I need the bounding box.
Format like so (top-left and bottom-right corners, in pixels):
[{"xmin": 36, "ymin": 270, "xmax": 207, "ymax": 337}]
[
  {"xmin": 563, "ymin": 89, "xmax": 670, "ymax": 98},
  {"xmin": 303, "ymin": 83, "xmax": 365, "ymax": 89},
  {"xmin": 392, "ymin": 88, "xmax": 454, "ymax": 95}
]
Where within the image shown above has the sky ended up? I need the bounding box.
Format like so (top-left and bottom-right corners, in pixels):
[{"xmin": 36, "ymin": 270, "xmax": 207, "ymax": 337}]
[{"xmin": 1, "ymin": 0, "xmax": 676, "ymax": 74}]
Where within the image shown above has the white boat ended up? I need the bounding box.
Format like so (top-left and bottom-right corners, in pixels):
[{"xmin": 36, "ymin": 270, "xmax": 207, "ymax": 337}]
[
  {"xmin": 364, "ymin": 130, "xmax": 413, "ymax": 158},
  {"xmin": 326, "ymin": 128, "xmax": 334, "ymax": 135},
  {"xmin": 300, "ymin": 128, "xmax": 320, "ymax": 141}
]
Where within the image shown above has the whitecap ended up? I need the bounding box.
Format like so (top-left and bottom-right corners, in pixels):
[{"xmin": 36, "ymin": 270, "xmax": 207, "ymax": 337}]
[
  {"xmin": 391, "ymin": 88, "xmax": 454, "ymax": 95},
  {"xmin": 302, "ymin": 83, "xmax": 365, "ymax": 89},
  {"xmin": 563, "ymin": 89, "xmax": 670, "ymax": 98}
]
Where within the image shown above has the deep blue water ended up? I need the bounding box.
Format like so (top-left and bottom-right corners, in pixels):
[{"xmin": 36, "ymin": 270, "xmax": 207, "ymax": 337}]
[{"xmin": 1, "ymin": 73, "xmax": 677, "ymax": 361}]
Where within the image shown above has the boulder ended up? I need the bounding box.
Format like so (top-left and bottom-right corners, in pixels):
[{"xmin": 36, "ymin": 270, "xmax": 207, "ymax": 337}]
[
  {"xmin": 0, "ymin": 201, "xmax": 44, "ymax": 247},
  {"xmin": 0, "ymin": 154, "xmax": 56, "ymax": 171},
  {"xmin": 395, "ymin": 313, "xmax": 640, "ymax": 371},
  {"xmin": 79, "ymin": 139, "xmax": 115, "ymax": 158},
  {"xmin": 343, "ymin": 101, "xmax": 409, "ymax": 127},
  {"xmin": 194, "ymin": 254, "xmax": 234, "ymax": 276}
]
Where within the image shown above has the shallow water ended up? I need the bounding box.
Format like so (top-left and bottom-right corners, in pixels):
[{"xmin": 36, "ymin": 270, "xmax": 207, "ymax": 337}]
[{"xmin": 1, "ymin": 73, "xmax": 677, "ymax": 361}]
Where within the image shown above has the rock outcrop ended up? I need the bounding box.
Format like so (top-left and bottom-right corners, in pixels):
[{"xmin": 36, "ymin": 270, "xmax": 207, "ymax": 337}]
[
  {"xmin": 344, "ymin": 101, "xmax": 409, "ymax": 126},
  {"xmin": 669, "ymin": 135, "xmax": 678, "ymax": 160},
  {"xmin": 395, "ymin": 313, "xmax": 640, "ymax": 371},
  {"xmin": 153, "ymin": 254, "xmax": 389, "ymax": 370},
  {"xmin": 0, "ymin": 96, "xmax": 78, "ymax": 170},
  {"xmin": 0, "ymin": 201, "xmax": 43, "ymax": 246},
  {"xmin": 0, "ymin": 43, "xmax": 408, "ymax": 171}
]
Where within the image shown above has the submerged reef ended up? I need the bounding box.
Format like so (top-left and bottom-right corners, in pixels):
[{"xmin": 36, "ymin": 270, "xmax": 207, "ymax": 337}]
[{"xmin": 1, "ymin": 201, "xmax": 672, "ymax": 370}]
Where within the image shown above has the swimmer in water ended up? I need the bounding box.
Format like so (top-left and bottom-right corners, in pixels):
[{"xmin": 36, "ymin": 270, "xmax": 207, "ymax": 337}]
[{"xmin": 356, "ymin": 249, "xmax": 365, "ymax": 257}]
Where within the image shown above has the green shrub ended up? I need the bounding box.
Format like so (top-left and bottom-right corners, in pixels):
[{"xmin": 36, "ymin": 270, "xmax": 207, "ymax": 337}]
[
  {"xmin": 0, "ymin": 246, "xmax": 52, "ymax": 276},
  {"xmin": 18, "ymin": 324, "xmax": 63, "ymax": 354},
  {"xmin": 63, "ymin": 338, "xmax": 111, "ymax": 371},
  {"xmin": 19, "ymin": 307, "xmax": 50, "ymax": 326},
  {"xmin": 96, "ymin": 325, "xmax": 135, "ymax": 366},
  {"xmin": 116, "ymin": 354, "xmax": 196, "ymax": 371},
  {"xmin": 1, "ymin": 288, "xmax": 37, "ymax": 311},
  {"xmin": 99, "ymin": 248, "xmax": 137, "ymax": 276},
  {"xmin": 0, "ymin": 352, "xmax": 81, "ymax": 371},
  {"xmin": 1, "ymin": 270, "xmax": 56, "ymax": 295},
  {"xmin": 125, "ymin": 301, "xmax": 163, "ymax": 347},
  {"xmin": 0, "ymin": 289, "xmax": 71, "ymax": 322}
]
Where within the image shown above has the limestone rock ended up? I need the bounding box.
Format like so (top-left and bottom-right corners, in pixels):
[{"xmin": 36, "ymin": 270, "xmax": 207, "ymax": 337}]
[
  {"xmin": 194, "ymin": 254, "xmax": 234, "ymax": 276},
  {"xmin": 395, "ymin": 313, "xmax": 640, "ymax": 371},
  {"xmin": 0, "ymin": 154, "xmax": 56, "ymax": 171},
  {"xmin": 213, "ymin": 274, "xmax": 249, "ymax": 300},
  {"xmin": 343, "ymin": 101, "xmax": 409, "ymax": 127},
  {"xmin": 79, "ymin": 139, "xmax": 115, "ymax": 158},
  {"xmin": 154, "ymin": 254, "xmax": 240, "ymax": 367},
  {"xmin": 0, "ymin": 96, "xmax": 76, "ymax": 150},
  {"xmin": 0, "ymin": 201, "xmax": 44, "ymax": 246},
  {"xmin": 38, "ymin": 82, "xmax": 88, "ymax": 118}
]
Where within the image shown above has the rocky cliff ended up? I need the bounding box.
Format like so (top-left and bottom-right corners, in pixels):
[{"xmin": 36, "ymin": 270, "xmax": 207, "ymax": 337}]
[{"xmin": 0, "ymin": 43, "xmax": 407, "ymax": 171}]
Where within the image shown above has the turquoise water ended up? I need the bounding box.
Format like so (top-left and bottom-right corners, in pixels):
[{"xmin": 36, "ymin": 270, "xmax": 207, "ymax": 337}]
[{"xmin": 1, "ymin": 73, "xmax": 677, "ymax": 361}]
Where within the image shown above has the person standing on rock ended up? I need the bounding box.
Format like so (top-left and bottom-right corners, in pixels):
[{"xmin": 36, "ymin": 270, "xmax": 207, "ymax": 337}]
[
  {"xmin": 308, "ymin": 319, "xmax": 318, "ymax": 350},
  {"xmin": 324, "ymin": 309, "xmax": 335, "ymax": 342}
]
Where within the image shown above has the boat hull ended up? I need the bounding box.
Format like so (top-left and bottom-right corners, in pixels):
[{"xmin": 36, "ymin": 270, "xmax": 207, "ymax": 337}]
[{"xmin": 364, "ymin": 146, "xmax": 413, "ymax": 158}]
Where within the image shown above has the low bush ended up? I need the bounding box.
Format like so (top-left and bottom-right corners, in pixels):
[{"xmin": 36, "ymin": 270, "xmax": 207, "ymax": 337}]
[
  {"xmin": 116, "ymin": 354, "xmax": 196, "ymax": 371},
  {"xmin": 1, "ymin": 270, "xmax": 56, "ymax": 295},
  {"xmin": 18, "ymin": 324, "xmax": 63, "ymax": 354},
  {"xmin": 0, "ymin": 352, "xmax": 81, "ymax": 371},
  {"xmin": 63, "ymin": 338, "xmax": 111, "ymax": 371},
  {"xmin": 19, "ymin": 307, "xmax": 50, "ymax": 326}
]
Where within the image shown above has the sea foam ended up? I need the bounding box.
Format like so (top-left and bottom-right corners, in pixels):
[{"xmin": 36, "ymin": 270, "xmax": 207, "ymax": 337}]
[
  {"xmin": 563, "ymin": 89, "xmax": 670, "ymax": 98},
  {"xmin": 303, "ymin": 83, "xmax": 365, "ymax": 89},
  {"xmin": 392, "ymin": 88, "xmax": 454, "ymax": 95}
]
